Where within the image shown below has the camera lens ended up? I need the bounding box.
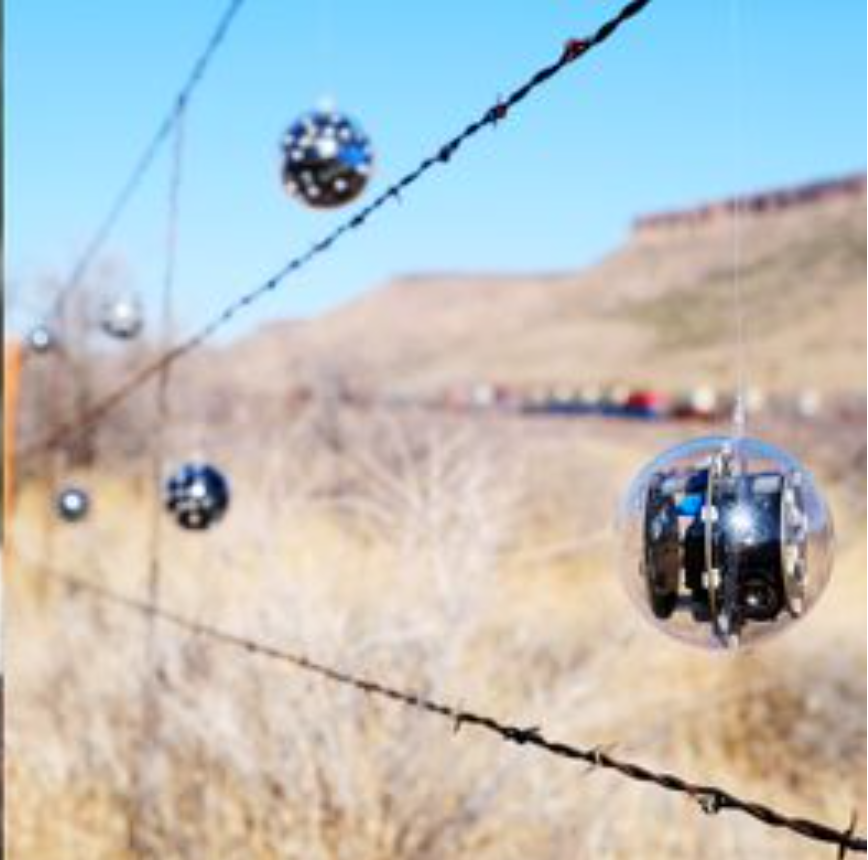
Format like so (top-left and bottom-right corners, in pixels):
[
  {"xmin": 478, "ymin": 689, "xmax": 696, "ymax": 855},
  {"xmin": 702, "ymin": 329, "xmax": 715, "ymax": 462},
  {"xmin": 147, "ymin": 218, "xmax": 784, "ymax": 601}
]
[{"xmin": 740, "ymin": 574, "xmax": 782, "ymax": 622}]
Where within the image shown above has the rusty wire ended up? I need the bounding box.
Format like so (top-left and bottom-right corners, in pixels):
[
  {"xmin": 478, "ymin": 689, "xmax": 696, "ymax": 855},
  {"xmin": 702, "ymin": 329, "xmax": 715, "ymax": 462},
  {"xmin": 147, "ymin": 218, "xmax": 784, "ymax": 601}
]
[{"xmin": 35, "ymin": 564, "xmax": 866, "ymax": 856}]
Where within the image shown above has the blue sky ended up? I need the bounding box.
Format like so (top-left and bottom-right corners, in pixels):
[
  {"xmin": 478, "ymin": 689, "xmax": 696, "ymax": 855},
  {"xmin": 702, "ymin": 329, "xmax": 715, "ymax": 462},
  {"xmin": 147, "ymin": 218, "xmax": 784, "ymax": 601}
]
[{"xmin": 7, "ymin": 0, "xmax": 866, "ymax": 340}]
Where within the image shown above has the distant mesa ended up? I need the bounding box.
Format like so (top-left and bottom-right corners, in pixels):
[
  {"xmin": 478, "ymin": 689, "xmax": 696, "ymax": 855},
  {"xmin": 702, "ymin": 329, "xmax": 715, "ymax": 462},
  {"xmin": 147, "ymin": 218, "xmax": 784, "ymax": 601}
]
[
  {"xmin": 633, "ymin": 173, "xmax": 866, "ymax": 238},
  {"xmin": 109, "ymin": 165, "xmax": 862, "ymax": 422}
]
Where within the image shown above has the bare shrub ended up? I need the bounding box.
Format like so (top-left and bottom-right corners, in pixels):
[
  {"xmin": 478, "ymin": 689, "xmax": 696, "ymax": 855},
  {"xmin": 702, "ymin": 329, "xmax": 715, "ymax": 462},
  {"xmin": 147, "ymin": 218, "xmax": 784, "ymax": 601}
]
[{"xmin": 8, "ymin": 412, "xmax": 866, "ymax": 859}]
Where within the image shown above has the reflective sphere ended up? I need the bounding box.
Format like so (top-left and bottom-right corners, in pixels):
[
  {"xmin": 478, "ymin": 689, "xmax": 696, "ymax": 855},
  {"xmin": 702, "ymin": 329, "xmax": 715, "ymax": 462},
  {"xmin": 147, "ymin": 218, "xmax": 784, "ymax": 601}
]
[
  {"xmin": 618, "ymin": 436, "xmax": 833, "ymax": 650},
  {"xmin": 281, "ymin": 109, "xmax": 374, "ymax": 208},
  {"xmin": 56, "ymin": 487, "xmax": 90, "ymax": 523},
  {"xmin": 164, "ymin": 463, "xmax": 230, "ymax": 531},
  {"xmin": 101, "ymin": 293, "xmax": 144, "ymax": 339},
  {"xmin": 27, "ymin": 324, "xmax": 56, "ymax": 354}
]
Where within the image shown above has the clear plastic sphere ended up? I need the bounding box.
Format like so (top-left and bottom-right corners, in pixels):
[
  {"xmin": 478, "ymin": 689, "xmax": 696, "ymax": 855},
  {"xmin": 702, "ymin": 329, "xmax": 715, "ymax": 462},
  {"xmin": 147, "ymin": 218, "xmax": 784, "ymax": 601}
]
[
  {"xmin": 27, "ymin": 324, "xmax": 55, "ymax": 354},
  {"xmin": 101, "ymin": 292, "xmax": 144, "ymax": 339},
  {"xmin": 280, "ymin": 109, "xmax": 374, "ymax": 208},
  {"xmin": 164, "ymin": 463, "xmax": 230, "ymax": 531},
  {"xmin": 56, "ymin": 487, "xmax": 90, "ymax": 523},
  {"xmin": 618, "ymin": 435, "xmax": 834, "ymax": 650}
]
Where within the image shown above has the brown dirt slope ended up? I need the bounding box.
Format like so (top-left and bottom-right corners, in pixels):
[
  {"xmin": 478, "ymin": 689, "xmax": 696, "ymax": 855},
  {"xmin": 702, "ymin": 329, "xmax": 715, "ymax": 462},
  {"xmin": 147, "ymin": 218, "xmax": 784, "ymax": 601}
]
[{"xmin": 221, "ymin": 176, "xmax": 867, "ymax": 396}]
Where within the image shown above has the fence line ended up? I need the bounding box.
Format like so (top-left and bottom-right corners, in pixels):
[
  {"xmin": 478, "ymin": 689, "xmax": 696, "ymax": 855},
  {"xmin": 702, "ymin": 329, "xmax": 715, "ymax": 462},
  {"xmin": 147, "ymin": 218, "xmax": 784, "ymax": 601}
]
[
  {"xmin": 20, "ymin": 0, "xmax": 653, "ymax": 464},
  {"xmin": 30, "ymin": 562, "xmax": 866, "ymax": 856},
  {"xmin": 50, "ymin": 0, "xmax": 252, "ymax": 319}
]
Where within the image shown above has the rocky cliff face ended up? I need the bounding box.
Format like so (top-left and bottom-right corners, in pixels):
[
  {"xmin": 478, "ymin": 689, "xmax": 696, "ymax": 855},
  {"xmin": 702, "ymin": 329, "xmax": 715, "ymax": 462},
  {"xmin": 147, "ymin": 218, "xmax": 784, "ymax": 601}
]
[
  {"xmin": 212, "ymin": 172, "xmax": 865, "ymax": 397},
  {"xmin": 632, "ymin": 173, "xmax": 866, "ymax": 240}
]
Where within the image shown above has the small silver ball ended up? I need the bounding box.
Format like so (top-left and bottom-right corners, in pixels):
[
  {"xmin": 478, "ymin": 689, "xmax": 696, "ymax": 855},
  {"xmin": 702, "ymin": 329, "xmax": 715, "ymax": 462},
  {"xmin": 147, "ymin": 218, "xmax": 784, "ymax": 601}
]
[
  {"xmin": 56, "ymin": 487, "xmax": 90, "ymax": 523},
  {"xmin": 101, "ymin": 293, "xmax": 144, "ymax": 340},
  {"xmin": 27, "ymin": 324, "xmax": 56, "ymax": 354},
  {"xmin": 164, "ymin": 463, "xmax": 231, "ymax": 531}
]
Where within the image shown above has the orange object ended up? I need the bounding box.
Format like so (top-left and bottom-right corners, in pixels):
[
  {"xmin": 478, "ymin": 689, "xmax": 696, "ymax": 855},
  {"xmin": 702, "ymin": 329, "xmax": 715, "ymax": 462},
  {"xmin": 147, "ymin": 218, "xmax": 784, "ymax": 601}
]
[{"xmin": 4, "ymin": 341, "xmax": 22, "ymax": 524}]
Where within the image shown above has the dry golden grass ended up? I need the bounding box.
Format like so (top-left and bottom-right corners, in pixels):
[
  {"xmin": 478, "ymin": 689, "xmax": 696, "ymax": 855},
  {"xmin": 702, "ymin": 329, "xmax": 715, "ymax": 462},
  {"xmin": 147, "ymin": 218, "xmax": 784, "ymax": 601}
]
[{"xmin": 7, "ymin": 412, "xmax": 866, "ymax": 859}]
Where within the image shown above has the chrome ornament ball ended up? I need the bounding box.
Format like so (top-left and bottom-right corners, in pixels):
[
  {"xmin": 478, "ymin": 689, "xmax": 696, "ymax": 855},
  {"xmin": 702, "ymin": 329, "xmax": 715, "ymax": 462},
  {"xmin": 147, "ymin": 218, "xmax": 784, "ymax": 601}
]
[
  {"xmin": 280, "ymin": 109, "xmax": 374, "ymax": 208},
  {"xmin": 56, "ymin": 487, "xmax": 90, "ymax": 523},
  {"xmin": 164, "ymin": 463, "xmax": 230, "ymax": 531},
  {"xmin": 618, "ymin": 436, "xmax": 833, "ymax": 649},
  {"xmin": 27, "ymin": 324, "xmax": 56, "ymax": 354},
  {"xmin": 101, "ymin": 292, "xmax": 144, "ymax": 340}
]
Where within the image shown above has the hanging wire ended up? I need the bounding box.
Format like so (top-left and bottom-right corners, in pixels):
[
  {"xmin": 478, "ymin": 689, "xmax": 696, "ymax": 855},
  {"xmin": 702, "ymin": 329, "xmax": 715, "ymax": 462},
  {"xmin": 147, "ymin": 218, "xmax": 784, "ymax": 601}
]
[
  {"xmin": 146, "ymin": 102, "xmax": 186, "ymax": 617},
  {"xmin": 728, "ymin": 0, "xmax": 748, "ymax": 438},
  {"xmin": 128, "ymin": 100, "xmax": 188, "ymax": 857},
  {"xmin": 30, "ymin": 562, "xmax": 868, "ymax": 856},
  {"xmin": 20, "ymin": 0, "xmax": 654, "ymax": 465},
  {"xmin": 314, "ymin": 0, "xmax": 337, "ymax": 104},
  {"xmin": 50, "ymin": 0, "xmax": 252, "ymax": 321}
]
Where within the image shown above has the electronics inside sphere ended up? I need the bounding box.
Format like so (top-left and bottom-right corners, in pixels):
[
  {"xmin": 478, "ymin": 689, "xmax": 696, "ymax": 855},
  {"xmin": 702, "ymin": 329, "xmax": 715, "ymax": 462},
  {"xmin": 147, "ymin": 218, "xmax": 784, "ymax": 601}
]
[
  {"xmin": 165, "ymin": 463, "xmax": 230, "ymax": 531},
  {"xmin": 101, "ymin": 293, "xmax": 144, "ymax": 340},
  {"xmin": 56, "ymin": 487, "xmax": 90, "ymax": 523},
  {"xmin": 619, "ymin": 436, "xmax": 833, "ymax": 650},
  {"xmin": 281, "ymin": 110, "xmax": 374, "ymax": 208}
]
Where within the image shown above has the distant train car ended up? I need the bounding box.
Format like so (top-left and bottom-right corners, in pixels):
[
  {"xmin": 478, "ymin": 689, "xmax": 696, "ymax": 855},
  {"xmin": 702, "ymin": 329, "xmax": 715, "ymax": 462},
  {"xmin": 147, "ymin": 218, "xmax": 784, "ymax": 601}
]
[
  {"xmin": 439, "ymin": 386, "xmax": 469, "ymax": 412},
  {"xmin": 467, "ymin": 383, "xmax": 519, "ymax": 412},
  {"xmin": 520, "ymin": 385, "xmax": 576, "ymax": 416},
  {"xmin": 795, "ymin": 389, "xmax": 822, "ymax": 420},
  {"xmin": 719, "ymin": 387, "xmax": 766, "ymax": 420},
  {"xmin": 745, "ymin": 387, "xmax": 766, "ymax": 415},
  {"xmin": 470, "ymin": 382, "xmax": 497, "ymax": 410},
  {"xmin": 624, "ymin": 389, "xmax": 670, "ymax": 419},
  {"xmin": 545, "ymin": 386, "xmax": 590, "ymax": 416},
  {"xmin": 578, "ymin": 385, "xmax": 603, "ymax": 413},
  {"xmin": 492, "ymin": 384, "xmax": 522, "ymax": 411},
  {"xmin": 600, "ymin": 384, "xmax": 631, "ymax": 416},
  {"xmin": 671, "ymin": 386, "xmax": 720, "ymax": 421},
  {"xmin": 521, "ymin": 386, "xmax": 553, "ymax": 412}
]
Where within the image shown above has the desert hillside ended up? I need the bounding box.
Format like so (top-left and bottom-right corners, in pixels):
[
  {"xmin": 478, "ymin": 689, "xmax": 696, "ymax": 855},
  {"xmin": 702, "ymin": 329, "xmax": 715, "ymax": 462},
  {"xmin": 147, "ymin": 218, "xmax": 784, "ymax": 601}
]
[{"xmin": 223, "ymin": 173, "xmax": 865, "ymax": 398}]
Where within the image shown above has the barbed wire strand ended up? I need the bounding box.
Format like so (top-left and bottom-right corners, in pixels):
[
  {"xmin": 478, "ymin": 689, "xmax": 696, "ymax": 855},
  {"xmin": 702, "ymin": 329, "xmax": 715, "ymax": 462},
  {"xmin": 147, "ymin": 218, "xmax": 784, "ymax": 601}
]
[
  {"xmin": 37, "ymin": 564, "xmax": 866, "ymax": 855},
  {"xmin": 50, "ymin": 0, "xmax": 251, "ymax": 319},
  {"xmin": 22, "ymin": 0, "xmax": 652, "ymax": 463}
]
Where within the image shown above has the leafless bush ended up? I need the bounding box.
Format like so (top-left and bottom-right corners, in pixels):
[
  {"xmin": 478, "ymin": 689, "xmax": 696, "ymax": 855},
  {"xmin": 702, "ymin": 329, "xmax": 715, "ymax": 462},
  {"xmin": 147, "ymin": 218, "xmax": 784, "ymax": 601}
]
[{"xmin": 8, "ymin": 412, "xmax": 865, "ymax": 859}]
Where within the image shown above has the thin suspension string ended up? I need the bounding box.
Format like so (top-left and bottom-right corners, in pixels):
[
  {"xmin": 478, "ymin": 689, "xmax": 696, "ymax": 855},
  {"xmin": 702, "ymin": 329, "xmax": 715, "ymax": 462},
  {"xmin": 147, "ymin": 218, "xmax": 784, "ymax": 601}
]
[
  {"xmin": 729, "ymin": 0, "xmax": 748, "ymax": 438},
  {"xmin": 30, "ymin": 561, "xmax": 866, "ymax": 855},
  {"xmin": 315, "ymin": 0, "xmax": 337, "ymax": 105},
  {"xmin": 50, "ymin": 0, "xmax": 252, "ymax": 322},
  {"xmin": 41, "ymin": 349, "xmax": 62, "ymax": 572},
  {"xmin": 129, "ymin": 102, "xmax": 187, "ymax": 857},
  {"xmin": 147, "ymin": 102, "xmax": 186, "ymax": 612},
  {"xmin": 18, "ymin": 0, "xmax": 654, "ymax": 465}
]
